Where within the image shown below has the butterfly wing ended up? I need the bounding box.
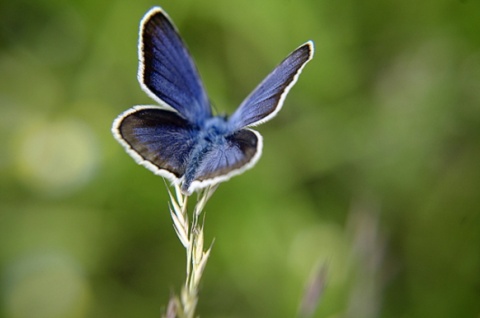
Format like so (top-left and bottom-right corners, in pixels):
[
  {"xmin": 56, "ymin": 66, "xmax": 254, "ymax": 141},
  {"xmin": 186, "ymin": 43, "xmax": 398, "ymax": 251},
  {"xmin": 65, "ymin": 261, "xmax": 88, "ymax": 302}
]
[
  {"xmin": 112, "ymin": 106, "xmax": 197, "ymax": 183},
  {"xmin": 139, "ymin": 7, "xmax": 211, "ymax": 125},
  {"xmin": 228, "ymin": 41, "xmax": 314, "ymax": 130},
  {"xmin": 183, "ymin": 129, "xmax": 263, "ymax": 194},
  {"xmin": 183, "ymin": 42, "xmax": 314, "ymax": 193}
]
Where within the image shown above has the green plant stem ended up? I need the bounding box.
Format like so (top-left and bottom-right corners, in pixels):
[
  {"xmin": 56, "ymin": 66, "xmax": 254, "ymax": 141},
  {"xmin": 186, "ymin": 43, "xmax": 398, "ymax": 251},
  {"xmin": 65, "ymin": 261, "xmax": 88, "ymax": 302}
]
[{"xmin": 165, "ymin": 184, "xmax": 217, "ymax": 318}]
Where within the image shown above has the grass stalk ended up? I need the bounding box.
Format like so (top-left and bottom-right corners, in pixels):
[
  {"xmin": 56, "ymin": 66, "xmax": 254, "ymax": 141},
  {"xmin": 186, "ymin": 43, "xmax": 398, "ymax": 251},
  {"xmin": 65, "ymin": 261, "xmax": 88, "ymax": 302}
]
[{"xmin": 163, "ymin": 184, "xmax": 217, "ymax": 318}]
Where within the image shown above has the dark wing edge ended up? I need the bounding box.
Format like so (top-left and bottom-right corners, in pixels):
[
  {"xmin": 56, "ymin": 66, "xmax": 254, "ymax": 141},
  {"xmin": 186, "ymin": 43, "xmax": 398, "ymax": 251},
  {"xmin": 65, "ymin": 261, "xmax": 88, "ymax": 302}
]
[
  {"xmin": 186, "ymin": 129, "xmax": 263, "ymax": 194},
  {"xmin": 137, "ymin": 7, "xmax": 211, "ymax": 122},
  {"xmin": 229, "ymin": 41, "xmax": 314, "ymax": 130},
  {"xmin": 111, "ymin": 105, "xmax": 182, "ymax": 186}
]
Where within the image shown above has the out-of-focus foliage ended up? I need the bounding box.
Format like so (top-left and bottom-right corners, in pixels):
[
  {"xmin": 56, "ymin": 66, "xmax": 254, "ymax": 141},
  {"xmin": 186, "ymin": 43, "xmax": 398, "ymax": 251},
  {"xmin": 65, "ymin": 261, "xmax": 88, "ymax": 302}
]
[{"xmin": 1, "ymin": 0, "xmax": 479, "ymax": 317}]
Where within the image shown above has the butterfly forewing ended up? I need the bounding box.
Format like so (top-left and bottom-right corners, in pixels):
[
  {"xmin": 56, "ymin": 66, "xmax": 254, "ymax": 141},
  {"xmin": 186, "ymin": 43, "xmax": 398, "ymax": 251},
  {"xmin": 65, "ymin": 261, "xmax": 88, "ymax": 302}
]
[
  {"xmin": 114, "ymin": 107, "xmax": 197, "ymax": 179},
  {"xmin": 228, "ymin": 42, "xmax": 314, "ymax": 130},
  {"xmin": 139, "ymin": 8, "xmax": 211, "ymax": 124}
]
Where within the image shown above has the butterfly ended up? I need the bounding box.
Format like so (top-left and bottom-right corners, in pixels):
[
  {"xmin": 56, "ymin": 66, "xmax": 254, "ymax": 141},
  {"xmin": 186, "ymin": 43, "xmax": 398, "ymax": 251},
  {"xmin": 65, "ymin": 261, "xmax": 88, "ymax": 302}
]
[{"xmin": 112, "ymin": 6, "xmax": 314, "ymax": 195}]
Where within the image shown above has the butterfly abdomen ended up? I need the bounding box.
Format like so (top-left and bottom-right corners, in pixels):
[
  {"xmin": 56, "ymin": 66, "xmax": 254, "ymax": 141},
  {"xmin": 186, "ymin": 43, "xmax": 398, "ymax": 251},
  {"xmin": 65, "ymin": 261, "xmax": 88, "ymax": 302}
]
[{"xmin": 181, "ymin": 116, "xmax": 232, "ymax": 193}]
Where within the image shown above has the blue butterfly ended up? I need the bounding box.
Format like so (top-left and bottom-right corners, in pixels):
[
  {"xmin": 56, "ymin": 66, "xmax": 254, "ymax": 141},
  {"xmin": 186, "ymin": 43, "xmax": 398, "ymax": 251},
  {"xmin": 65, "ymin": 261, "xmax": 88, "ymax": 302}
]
[{"xmin": 112, "ymin": 7, "xmax": 314, "ymax": 195}]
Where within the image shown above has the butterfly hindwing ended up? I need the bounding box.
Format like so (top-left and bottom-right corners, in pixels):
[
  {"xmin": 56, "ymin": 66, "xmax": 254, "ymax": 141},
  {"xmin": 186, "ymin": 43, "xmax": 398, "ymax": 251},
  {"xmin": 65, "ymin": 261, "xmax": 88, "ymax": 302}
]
[
  {"xmin": 139, "ymin": 7, "xmax": 211, "ymax": 124},
  {"xmin": 113, "ymin": 106, "xmax": 197, "ymax": 181},
  {"xmin": 228, "ymin": 41, "xmax": 314, "ymax": 130},
  {"xmin": 185, "ymin": 129, "xmax": 263, "ymax": 192}
]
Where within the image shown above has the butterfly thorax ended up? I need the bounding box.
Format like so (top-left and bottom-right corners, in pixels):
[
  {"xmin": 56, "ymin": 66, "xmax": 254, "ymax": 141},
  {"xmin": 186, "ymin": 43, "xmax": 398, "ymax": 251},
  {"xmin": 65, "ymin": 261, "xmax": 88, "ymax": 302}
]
[
  {"xmin": 181, "ymin": 115, "xmax": 232, "ymax": 193},
  {"xmin": 201, "ymin": 115, "xmax": 230, "ymax": 138}
]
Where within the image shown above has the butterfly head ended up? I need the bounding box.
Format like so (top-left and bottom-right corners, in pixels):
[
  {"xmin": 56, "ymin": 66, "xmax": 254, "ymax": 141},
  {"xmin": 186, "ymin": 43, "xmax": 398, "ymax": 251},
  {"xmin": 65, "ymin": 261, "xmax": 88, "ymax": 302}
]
[{"xmin": 200, "ymin": 116, "xmax": 230, "ymax": 140}]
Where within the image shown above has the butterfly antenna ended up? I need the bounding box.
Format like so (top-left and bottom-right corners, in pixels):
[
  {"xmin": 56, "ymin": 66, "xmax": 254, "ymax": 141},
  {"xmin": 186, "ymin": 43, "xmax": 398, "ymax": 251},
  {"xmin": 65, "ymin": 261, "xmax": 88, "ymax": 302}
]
[{"xmin": 209, "ymin": 99, "xmax": 219, "ymax": 115}]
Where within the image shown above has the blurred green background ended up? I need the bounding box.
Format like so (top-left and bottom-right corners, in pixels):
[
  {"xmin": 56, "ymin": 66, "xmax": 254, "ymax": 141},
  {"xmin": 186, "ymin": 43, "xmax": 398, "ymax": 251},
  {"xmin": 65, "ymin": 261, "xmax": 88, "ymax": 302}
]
[{"xmin": 1, "ymin": 0, "xmax": 480, "ymax": 317}]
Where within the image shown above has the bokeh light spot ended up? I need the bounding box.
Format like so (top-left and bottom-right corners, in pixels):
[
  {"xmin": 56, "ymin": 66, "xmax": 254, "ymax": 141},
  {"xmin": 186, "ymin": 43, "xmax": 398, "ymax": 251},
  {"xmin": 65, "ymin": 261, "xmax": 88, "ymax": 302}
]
[
  {"xmin": 15, "ymin": 118, "xmax": 99, "ymax": 196},
  {"xmin": 3, "ymin": 253, "xmax": 90, "ymax": 318}
]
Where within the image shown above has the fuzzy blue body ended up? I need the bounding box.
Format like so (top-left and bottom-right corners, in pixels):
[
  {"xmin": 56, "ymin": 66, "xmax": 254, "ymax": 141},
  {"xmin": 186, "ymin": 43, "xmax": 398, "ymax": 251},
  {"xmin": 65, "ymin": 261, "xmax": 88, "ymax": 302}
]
[{"xmin": 183, "ymin": 116, "xmax": 230, "ymax": 191}]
